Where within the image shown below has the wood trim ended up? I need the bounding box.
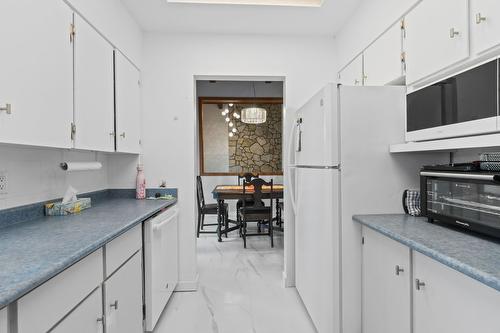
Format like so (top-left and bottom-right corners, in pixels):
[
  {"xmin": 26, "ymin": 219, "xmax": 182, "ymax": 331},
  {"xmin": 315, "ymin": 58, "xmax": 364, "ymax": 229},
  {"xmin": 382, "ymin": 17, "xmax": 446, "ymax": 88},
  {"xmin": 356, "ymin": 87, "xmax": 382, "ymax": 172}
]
[{"xmin": 198, "ymin": 97, "xmax": 284, "ymax": 177}]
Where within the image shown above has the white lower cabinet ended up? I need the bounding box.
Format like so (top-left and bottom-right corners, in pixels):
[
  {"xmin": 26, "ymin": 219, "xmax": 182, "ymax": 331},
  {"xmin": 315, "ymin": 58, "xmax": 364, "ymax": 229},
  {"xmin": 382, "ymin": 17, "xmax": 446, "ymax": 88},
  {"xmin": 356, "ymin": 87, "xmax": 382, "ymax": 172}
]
[
  {"xmin": 104, "ymin": 251, "xmax": 143, "ymax": 333},
  {"xmin": 51, "ymin": 287, "xmax": 103, "ymax": 333},
  {"xmin": 0, "ymin": 307, "xmax": 7, "ymax": 333},
  {"xmin": 413, "ymin": 251, "xmax": 500, "ymax": 333},
  {"xmin": 362, "ymin": 229, "xmax": 500, "ymax": 333},
  {"xmin": 17, "ymin": 249, "xmax": 103, "ymax": 333},
  {"xmin": 362, "ymin": 227, "xmax": 411, "ymax": 333}
]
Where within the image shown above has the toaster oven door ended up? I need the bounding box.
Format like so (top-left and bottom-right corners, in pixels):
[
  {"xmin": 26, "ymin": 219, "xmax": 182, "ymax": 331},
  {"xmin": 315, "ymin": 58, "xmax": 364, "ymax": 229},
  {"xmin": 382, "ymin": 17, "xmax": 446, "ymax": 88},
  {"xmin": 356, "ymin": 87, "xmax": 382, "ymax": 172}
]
[{"xmin": 424, "ymin": 175, "xmax": 500, "ymax": 237}]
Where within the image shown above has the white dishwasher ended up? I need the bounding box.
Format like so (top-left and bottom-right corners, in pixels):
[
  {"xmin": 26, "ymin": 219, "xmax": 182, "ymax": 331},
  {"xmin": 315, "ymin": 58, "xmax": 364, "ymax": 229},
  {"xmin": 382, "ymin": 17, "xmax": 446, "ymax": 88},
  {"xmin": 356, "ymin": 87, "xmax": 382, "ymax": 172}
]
[{"xmin": 143, "ymin": 206, "xmax": 179, "ymax": 332}]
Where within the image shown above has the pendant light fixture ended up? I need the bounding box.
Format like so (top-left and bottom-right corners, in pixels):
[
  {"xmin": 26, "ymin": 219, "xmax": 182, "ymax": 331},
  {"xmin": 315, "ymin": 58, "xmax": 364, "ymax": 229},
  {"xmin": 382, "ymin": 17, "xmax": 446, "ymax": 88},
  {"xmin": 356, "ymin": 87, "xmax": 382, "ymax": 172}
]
[{"xmin": 241, "ymin": 82, "xmax": 267, "ymax": 124}]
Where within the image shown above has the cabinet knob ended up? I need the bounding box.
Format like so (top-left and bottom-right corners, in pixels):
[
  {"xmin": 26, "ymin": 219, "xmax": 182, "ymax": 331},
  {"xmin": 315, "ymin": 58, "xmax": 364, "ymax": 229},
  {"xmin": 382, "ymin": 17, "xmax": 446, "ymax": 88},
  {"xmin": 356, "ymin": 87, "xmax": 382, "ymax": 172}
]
[
  {"xmin": 395, "ymin": 265, "xmax": 405, "ymax": 276},
  {"xmin": 415, "ymin": 278, "xmax": 426, "ymax": 290},
  {"xmin": 476, "ymin": 13, "xmax": 487, "ymax": 24},
  {"xmin": 166, "ymin": 283, "xmax": 169, "ymax": 290},
  {"xmin": 354, "ymin": 79, "xmax": 360, "ymax": 85},
  {"xmin": 97, "ymin": 316, "xmax": 104, "ymax": 323},
  {"xmin": 120, "ymin": 132, "xmax": 126, "ymax": 139},
  {"xmin": 109, "ymin": 132, "xmax": 115, "ymax": 137},
  {"xmin": 0, "ymin": 103, "xmax": 11, "ymax": 114},
  {"xmin": 110, "ymin": 300, "xmax": 119, "ymax": 309},
  {"xmin": 449, "ymin": 28, "xmax": 460, "ymax": 38}
]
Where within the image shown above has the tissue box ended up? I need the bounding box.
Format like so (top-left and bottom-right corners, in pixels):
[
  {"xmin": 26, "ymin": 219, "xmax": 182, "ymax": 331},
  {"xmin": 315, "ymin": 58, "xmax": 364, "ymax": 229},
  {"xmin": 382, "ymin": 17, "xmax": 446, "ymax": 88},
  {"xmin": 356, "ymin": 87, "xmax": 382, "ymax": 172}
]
[{"xmin": 45, "ymin": 198, "xmax": 92, "ymax": 216}]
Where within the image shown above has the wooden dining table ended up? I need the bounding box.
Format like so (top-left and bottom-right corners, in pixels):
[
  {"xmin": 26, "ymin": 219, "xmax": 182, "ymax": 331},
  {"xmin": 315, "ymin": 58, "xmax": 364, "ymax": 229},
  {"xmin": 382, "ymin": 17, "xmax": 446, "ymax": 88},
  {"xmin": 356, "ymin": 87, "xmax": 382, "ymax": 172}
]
[{"xmin": 212, "ymin": 184, "xmax": 284, "ymax": 242}]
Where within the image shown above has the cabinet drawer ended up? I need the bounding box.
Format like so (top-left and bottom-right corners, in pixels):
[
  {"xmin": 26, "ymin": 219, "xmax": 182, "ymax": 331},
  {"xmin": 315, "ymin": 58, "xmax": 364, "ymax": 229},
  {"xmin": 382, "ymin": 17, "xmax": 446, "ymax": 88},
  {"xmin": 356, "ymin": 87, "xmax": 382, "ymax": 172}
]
[
  {"xmin": 0, "ymin": 307, "xmax": 7, "ymax": 333},
  {"xmin": 105, "ymin": 224, "xmax": 142, "ymax": 277},
  {"xmin": 18, "ymin": 249, "xmax": 103, "ymax": 333},
  {"xmin": 51, "ymin": 287, "xmax": 103, "ymax": 333}
]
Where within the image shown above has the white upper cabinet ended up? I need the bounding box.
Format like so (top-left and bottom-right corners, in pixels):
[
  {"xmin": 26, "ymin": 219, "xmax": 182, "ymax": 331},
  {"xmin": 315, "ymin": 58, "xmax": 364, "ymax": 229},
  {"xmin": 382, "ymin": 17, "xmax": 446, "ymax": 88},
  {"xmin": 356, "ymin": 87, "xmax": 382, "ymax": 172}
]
[
  {"xmin": 115, "ymin": 51, "xmax": 141, "ymax": 154},
  {"xmin": 362, "ymin": 227, "xmax": 411, "ymax": 333},
  {"xmin": 405, "ymin": 0, "xmax": 470, "ymax": 85},
  {"xmin": 413, "ymin": 252, "xmax": 500, "ymax": 333},
  {"xmin": 363, "ymin": 22, "xmax": 404, "ymax": 86},
  {"xmin": 0, "ymin": 0, "xmax": 73, "ymax": 148},
  {"xmin": 74, "ymin": 15, "xmax": 115, "ymax": 152},
  {"xmin": 338, "ymin": 55, "xmax": 363, "ymax": 86},
  {"xmin": 471, "ymin": 0, "xmax": 500, "ymax": 55}
]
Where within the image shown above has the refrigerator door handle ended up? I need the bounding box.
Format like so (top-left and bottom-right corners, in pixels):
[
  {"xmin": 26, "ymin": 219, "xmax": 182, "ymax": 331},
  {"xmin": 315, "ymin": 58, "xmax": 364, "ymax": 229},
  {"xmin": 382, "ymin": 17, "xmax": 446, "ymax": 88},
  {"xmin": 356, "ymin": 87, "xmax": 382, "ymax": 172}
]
[{"xmin": 286, "ymin": 120, "xmax": 298, "ymax": 215}]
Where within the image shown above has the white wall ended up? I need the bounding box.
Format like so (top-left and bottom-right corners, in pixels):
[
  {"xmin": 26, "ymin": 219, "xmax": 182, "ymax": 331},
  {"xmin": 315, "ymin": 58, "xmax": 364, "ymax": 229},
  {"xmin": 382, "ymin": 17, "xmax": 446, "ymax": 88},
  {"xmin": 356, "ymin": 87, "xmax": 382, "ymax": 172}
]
[
  {"xmin": 64, "ymin": 0, "xmax": 143, "ymax": 66},
  {"xmin": 0, "ymin": 145, "xmax": 109, "ymax": 210},
  {"xmin": 140, "ymin": 32, "xmax": 337, "ymax": 288},
  {"xmin": 335, "ymin": 0, "xmax": 420, "ymax": 71}
]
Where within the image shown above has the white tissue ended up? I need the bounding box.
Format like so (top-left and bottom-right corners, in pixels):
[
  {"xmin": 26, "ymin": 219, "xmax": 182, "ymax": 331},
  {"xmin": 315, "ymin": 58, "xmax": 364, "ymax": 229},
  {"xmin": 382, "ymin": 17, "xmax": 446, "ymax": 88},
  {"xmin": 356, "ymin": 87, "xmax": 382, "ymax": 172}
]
[{"xmin": 62, "ymin": 186, "xmax": 78, "ymax": 204}]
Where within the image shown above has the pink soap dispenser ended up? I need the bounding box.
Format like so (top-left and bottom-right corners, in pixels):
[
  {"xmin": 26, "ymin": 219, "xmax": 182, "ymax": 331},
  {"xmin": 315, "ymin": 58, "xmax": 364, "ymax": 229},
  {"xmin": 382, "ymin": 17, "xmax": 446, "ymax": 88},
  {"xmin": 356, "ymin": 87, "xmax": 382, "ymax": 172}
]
[{"xmin": 136, "ymin": 164, "xmax": 146, "ymax": 199}]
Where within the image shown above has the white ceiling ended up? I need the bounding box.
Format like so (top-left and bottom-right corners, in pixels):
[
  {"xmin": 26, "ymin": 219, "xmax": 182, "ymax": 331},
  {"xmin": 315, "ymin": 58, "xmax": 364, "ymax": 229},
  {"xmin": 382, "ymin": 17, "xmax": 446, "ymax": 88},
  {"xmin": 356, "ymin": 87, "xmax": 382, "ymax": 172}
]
[{"xmin": 121, "ymin": 0, "xmax": 362, "ymax": 36}]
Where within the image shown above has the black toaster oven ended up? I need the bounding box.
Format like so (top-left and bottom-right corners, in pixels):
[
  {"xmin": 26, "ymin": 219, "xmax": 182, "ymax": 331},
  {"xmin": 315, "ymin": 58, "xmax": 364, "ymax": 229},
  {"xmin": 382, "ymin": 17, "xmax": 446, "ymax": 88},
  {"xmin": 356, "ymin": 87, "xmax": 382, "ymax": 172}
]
[{"xmin": 420, "ymin": 169, "xmax": 500, "ymax": 239}]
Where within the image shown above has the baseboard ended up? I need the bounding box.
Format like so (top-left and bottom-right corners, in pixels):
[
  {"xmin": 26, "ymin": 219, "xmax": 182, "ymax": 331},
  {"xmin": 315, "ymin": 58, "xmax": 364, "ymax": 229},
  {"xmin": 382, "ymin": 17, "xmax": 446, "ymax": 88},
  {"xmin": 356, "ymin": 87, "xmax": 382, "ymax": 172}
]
[
  {"xmin": 282, "ymin": 270, "xmax": 295, "ymax": 288},
  {"xmin": 174, "ymin": 273, "xmax": 199, "ymax": 292}
]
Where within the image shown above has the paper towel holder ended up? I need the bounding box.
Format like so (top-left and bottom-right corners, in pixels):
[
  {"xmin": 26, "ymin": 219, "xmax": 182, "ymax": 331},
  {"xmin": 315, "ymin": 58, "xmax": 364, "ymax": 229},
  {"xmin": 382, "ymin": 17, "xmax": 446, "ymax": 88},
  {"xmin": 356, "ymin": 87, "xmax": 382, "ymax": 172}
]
[{"xmin": 60, "ymin": 162, "xmax": 103, "ymax": 171}]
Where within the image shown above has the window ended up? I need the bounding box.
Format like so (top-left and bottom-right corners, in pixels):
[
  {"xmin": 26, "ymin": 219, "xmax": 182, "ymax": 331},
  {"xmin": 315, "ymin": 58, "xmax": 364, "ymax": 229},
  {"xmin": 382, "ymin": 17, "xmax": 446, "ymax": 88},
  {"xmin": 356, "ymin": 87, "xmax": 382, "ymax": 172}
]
[{"xmin": 198, "ymin": 98, "xmax": 283, "ymax": 176}]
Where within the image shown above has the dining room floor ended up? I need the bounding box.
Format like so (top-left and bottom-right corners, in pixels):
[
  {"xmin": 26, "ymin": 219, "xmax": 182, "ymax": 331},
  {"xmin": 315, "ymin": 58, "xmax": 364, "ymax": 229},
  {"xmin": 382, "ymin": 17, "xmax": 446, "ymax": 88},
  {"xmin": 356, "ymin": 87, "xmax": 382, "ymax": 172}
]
[{"xmin": 154, "ymin": 216, "xmax": 317, "ymax": 333}]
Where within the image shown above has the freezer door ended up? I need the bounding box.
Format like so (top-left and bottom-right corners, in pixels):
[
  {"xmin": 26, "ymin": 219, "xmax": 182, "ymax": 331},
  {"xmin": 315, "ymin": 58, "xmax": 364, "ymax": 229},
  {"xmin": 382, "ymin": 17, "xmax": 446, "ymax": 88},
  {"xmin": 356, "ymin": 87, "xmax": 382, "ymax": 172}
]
[
  {"xmin": 295, "ymin": 167, "xmax": 340, "ymax": 333},
  {"xmin": 295, "ymin": 83, "xmax": 339, "ymax": 167}
]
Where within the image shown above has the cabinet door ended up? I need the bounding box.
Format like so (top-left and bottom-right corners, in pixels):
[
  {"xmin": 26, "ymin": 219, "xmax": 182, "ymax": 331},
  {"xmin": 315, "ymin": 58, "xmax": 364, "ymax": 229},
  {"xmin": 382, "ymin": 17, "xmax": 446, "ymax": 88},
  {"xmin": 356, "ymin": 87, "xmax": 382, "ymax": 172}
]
[
  {"xmin": 74, "ymin": 15, "xmax": 115, "ymax": 152},
  {"xmin": 51, "ymin": 287, "xmax": 103, "ymax": 333},
  {"xmin": 405, "ymin": 0, "xmax": 469, "ymax": 85},
  {"xmin": 364, "ymin": 22, "xmax": 404, "ymax": 86},
  {"xmin": 362, "ymin": 227, "xmax": 411, "ymax": 333},
  {"xmin": 105, "ymin": 251, "xmax": 143, "ymax": 333},
  {"xmin": 0, "ymin": 0, "xmax": 73, "ymax": 148},
  {"xmin": 471, "ymin": 0, "xmax": 500, "ymax": 55},
  {"xmin": 338, "ymin": 55, "xmax": 363, "ymax": 86},
  {"xmin": 0, "ymin": 307, "xmax": 7, "ymax": 333},
  {"xmin": 115, "ymin": 51, "xmax": 141, "ymax": 154},
  {"xmin": 413, "ymin": 252, "xmax": 500, "ymax": 333}
]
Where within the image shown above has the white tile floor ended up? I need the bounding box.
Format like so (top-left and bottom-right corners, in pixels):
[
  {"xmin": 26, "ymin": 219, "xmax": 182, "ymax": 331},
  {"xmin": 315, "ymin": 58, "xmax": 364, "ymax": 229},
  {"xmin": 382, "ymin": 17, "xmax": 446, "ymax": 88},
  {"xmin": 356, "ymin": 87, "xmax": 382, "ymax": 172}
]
[{"xmin": 154, "ymin": 218, "xmax": 317, "ymax": 333}]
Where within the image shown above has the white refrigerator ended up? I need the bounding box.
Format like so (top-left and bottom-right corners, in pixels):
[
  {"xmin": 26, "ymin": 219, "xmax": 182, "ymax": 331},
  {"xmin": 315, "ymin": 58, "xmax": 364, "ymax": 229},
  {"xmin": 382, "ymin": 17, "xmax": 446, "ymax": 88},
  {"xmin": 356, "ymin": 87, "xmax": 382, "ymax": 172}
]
[{"xmin": 288, "ymin": 84, "xmax": 438, "ymax": 333}]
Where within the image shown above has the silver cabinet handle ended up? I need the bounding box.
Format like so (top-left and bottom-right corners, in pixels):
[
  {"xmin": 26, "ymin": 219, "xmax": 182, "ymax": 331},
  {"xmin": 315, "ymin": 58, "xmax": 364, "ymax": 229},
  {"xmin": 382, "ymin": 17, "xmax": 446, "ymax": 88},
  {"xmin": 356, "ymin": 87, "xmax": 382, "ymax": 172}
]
[
  {"xmin": 450, "ymin": 28, "xmax": 459, "ymax": 38},
  {"xmin": 166, "ymin": 283, "xmax": 169, "ymax": 290},
  {"xmin": 354, "ymin": 79, "xmax": 360, "ymax": 85},
  {"xmin": 109, "ymin": 132, "xmax": 115, "ymax": 136},
  {"xmin": 415, "ymin": 279, "xmax": 426, "ymax": 290},
  {"xmin": 395, "ymin": 265, "xmax": 405, "ymax": 276},
  {"xmin": 120, "ymin": 132, "xmax": 126, "ymax": 138},
  {"xmin": 0, "ymin": 104, "xmax": 11, "ymax": 114},
  {"xmin": 97, "ymin": 316, "xmax": 104, "ymax": 323},
  {"xmin": 110, "ymin": 300, "xmax": 119, "ymax": 309},
  {"xmin": 476, "ymin": 13, "xmax": 486, "ymax": 24}
]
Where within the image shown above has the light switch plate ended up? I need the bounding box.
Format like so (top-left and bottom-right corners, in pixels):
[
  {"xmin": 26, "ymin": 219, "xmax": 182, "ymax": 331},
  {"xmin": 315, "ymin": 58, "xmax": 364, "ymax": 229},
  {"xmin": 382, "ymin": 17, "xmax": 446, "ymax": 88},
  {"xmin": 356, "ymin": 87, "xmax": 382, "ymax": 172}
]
[{"xmin": 0, "ymin": 171, "xmax": 7, "ymax": 194}]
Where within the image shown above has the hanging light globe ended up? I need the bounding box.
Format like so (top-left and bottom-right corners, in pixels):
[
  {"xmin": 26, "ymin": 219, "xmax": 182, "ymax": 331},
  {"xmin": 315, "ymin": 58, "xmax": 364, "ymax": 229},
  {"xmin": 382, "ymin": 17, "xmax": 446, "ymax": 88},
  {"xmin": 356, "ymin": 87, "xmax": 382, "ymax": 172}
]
[{"xmin": 241, "ymin": 107, "xmax": 267, "ymax": 124}]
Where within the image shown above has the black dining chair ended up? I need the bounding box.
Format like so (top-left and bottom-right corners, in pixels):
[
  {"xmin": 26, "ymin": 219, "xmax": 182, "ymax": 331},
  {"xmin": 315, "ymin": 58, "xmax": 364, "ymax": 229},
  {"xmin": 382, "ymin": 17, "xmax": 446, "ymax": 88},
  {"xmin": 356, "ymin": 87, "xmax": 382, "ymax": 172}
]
[
  {"xmin": 238, "ymin": 178, "xmax": 274, "ymax": 248},
  {"xmin": 275, "ymin": 201, "xmax": 284, "ymax": 231},
  {"xmin": 236, "ymin": 173, "xmax": 260, "ymax": 225},
  {"xmin": 196, "ymin": 176, "xmax": 228, "ymax": 238}
]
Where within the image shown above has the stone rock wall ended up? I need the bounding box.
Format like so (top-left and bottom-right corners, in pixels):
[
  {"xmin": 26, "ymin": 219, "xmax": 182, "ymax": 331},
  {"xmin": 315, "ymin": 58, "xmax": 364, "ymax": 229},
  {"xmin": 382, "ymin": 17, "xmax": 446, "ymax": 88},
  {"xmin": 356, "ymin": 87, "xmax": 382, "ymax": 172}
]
[{"xmin": 229, "ymin": 104, "xmax": 282, "ymax": 174}]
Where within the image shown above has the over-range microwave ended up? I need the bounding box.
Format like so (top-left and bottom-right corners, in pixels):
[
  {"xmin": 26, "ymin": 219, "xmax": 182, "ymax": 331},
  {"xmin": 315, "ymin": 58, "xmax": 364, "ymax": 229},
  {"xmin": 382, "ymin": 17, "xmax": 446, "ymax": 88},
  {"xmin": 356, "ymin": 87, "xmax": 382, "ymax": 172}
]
[{"xmin": 406, "ymin": 59, "xmax": 499, "ymax": 142}]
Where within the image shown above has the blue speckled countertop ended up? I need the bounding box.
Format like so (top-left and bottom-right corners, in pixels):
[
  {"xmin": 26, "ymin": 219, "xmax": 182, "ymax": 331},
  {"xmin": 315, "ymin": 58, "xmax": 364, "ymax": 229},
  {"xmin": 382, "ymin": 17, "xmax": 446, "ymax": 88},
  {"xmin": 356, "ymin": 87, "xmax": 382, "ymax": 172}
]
[
  {"xmin": 0, "ymin": 197, "xmax": 177, "ymax": 308},
  {"xmin": 353, "ymin": 214, "xmax": 500, "ymax": 292}
]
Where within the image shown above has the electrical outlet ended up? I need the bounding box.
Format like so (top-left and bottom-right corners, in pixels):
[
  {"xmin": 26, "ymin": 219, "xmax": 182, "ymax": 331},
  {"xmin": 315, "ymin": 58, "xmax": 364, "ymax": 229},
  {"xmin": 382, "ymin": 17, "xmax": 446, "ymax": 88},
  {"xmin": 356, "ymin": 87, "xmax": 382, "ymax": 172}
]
[{"xmin": 0, "ymin": 171, "xmax": 7, "ymax": 194}]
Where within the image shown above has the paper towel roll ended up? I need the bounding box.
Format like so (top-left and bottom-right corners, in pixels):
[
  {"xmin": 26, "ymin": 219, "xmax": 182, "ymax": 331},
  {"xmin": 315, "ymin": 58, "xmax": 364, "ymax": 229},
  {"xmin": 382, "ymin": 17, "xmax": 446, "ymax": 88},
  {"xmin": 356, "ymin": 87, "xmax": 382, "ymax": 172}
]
[{"xmin": 60, "ymin": 162, "xmax": 102, "ymax": 171}]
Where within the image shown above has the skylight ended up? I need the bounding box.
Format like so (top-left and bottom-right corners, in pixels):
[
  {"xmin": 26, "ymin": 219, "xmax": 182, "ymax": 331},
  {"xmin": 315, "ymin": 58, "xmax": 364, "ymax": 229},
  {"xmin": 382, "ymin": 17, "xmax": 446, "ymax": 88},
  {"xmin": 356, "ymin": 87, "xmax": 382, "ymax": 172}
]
[{"xmin": 166, "ymin": 0, "xmax": 323, "ymax": 7}]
